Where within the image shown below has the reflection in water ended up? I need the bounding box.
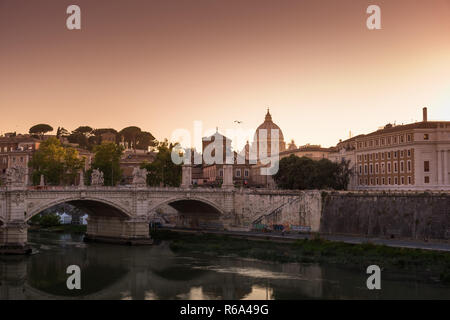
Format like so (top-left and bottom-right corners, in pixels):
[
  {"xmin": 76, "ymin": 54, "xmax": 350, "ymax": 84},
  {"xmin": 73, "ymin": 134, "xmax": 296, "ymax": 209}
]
[
  {"xmin": 242, "ymin": 285, "xmax": 274, "ymax": 300},
  {"xmin": 1, "ymin": 232, "xmax": 450, "ymax": 299},
  {"xmin": 26, "ymin": 233, "xmax": 128, "ymax": 297}
]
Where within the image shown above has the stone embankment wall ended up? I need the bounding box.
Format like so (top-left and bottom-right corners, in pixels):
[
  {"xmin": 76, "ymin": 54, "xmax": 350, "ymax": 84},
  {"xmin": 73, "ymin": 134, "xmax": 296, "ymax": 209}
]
[
  {"xmin": 320, "ymin": 192, "xmax": 450, "ymax": 240},
  {"xmin": 232, "ymin": 190, "xmax": 322, "ymax": 232}
]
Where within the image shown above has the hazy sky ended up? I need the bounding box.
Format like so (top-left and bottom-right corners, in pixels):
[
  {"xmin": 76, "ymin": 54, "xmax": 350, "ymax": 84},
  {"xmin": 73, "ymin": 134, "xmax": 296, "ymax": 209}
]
[{"xmin": 1, "ymin": 0, "xmax": 449, "ymax": 149}]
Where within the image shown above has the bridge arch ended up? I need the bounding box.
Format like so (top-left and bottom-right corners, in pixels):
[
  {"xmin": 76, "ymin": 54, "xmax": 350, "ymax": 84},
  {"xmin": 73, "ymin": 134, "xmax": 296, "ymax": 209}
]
[
  {"xmin": 147, "ymin": 195, "xmax": 226, "ymax": 229},
  {"xmin": 148, "ymin": 195, "xmax": 225, "ymax": 216},
  {"xmin": 25, "ymin": 196, "xmax": 133, "ymax": 221}
]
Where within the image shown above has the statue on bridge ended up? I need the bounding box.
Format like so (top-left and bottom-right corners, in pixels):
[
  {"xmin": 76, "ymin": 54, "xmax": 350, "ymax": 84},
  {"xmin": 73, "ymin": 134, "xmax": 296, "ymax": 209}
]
[
  {"xmin": 91, "ymin": 169, "xmax": 104, "ymax": 186},
  {"xmin": 132, "ymin": 167, "xmax": 147, "ymax": 185},
  {"xmin": 5, "ymin": 165, "xmax": 26, "ymax": 186}
]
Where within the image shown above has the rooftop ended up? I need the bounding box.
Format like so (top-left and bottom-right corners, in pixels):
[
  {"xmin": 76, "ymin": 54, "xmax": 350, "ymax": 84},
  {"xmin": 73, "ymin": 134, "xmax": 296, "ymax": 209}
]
[
  {"xmin": 280, "ymin": 144, "xmax": 332, "ymax": 155},
  {"xmin": 363, "ymin": 121, "xmax": 448, "ymax": 138},
  {"xmin": 0, "ymin": 136, "xmax": 41, "ymax": 143}
]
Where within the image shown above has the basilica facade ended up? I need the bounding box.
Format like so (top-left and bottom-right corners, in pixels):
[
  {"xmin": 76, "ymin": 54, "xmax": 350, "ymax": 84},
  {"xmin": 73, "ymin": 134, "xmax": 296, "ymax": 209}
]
[{"xmin": 192, "ymin": 110, "xmax": 288, "ymax": 187}]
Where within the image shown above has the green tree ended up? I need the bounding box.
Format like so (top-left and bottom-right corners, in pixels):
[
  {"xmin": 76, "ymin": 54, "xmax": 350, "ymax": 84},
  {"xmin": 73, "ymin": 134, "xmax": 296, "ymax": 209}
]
[
  {"xmin": 273, "ymin": 155, "xmax": 316, "ymax": 189},
  {"xmin": 73, "ymin": 126, "xmax": 93, "ymax": 136},
  {"xmin": 67, "ymin": 133, "xmax": 87, "ymax": 149},
  {"xmin": 29, "ymin": 214, "xmax": 41, "ymax": 225},
  {"xmin": 92, "ymin": 128, "xmax": 118, "ymax": 136},
  {"xmin": 136, "ymin": 131, "xmax": 157, "ymax": 150},
  {"xmin": 39, "ymin": 213, "xmax": 61, "ymax": 227},
  {"xmin": 90, "ymin": 128, "xmax": 118, "ymax": 146},
  {"xmin": 119, "ymin": 126, "xmax": 156, "ymax": 151},
  {"xmin": 66, "ymin": 126, "xmax": 94, "ymax": 150},
  {"xmin": 63, "ymin": 147, "xmax": 85, "ymax": 185},
  {"xmin": 120, "ymin": 126, "xmax": 142, "ymax": 150},
  {"xmin": 141, "ymin": 140, "xmax": 181, "ymax": 187},
  {"xmin": 273, "ymin": 155, "xmax": 351, "ymax": 190},
  {"xmin": 28, "ymin": 138, "xmax": 84, "ymax": 185},
  {"xmin": 56, "ymin": 127, "xmax": 70, "ymax": 138},
  {"xmin": 29, "ymin": 124, "xmax": 53, "ymax": 139},
  {"xmin": 334, "ymin": 159, "xmax": 352, "ymax": 190},
  {"xmin": 90, "ymin": 143, "xmax": 124, "ymax": 186}
]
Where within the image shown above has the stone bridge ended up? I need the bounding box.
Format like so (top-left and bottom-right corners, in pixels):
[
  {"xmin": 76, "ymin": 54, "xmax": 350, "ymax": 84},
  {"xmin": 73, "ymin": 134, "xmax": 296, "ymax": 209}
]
[{"xmin": 0, "ymin": 185, "xmax": 322, "ymax": 253}]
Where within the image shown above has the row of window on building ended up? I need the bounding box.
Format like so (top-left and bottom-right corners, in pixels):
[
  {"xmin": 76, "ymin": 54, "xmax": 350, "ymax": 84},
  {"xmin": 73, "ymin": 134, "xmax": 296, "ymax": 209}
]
[
  {"xmin": 359, "ymin": 160, "xmax": 413, "ymax": 175},
  {"xmin": 358, "ymin": 149, "xmax": 412, "ymax": 162},
  {"xmin": 1, "ymin": 156, "xmax": 25, "ymax": 164},
  {"xmin": 0, "ymin": 146, "xmax": 33, "ymax": 153},
  {"xmin": 359, "ymin": 175, "xmax": 434, "ymax": 185},
  {"xmin": 359, "ymin": 175, "xmax": 414, "ymax": 186},
  {"xmin": 357, "ymin": 133, "xmax": 417, "ymax": 150},
  {"xmin": 357, "ymin": 132, "xmax": 435, "ymax": 150},
  {"xmin": 217, "ymin": 168, "xmax": 250, "ymax": 178}
]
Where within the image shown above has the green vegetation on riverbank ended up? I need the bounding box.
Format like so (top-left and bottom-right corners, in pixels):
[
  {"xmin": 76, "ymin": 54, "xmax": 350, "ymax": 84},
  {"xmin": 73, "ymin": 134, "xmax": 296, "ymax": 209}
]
[
  {"xmin": 28, "ymin": 224, "xmax": 87, "ymax": 234},
  {"xmin": 151, "ymin": 230, "xmax": 450, "ymax": 284}
]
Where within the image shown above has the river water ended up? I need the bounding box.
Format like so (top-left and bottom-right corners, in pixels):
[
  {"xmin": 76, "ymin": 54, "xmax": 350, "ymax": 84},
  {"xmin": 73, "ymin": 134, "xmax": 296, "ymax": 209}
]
[{"xmin": 0, "ymin": 232, "xmax": 449, "ymax": 299}]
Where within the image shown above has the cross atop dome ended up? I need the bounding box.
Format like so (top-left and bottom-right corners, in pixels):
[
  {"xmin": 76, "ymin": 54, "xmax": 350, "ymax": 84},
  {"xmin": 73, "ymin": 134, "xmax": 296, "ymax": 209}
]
[{"xmin": 265, "ymin": 108, "xmax": 272, "ymax": 122}]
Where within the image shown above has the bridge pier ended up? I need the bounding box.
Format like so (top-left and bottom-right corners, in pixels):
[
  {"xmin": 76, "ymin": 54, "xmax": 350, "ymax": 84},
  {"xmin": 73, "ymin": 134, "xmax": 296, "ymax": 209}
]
[
  {"xmin": 84, "ymin": 216, "xmax": 152, "ymax": 245},
  {"xmin": 0, "ymin": 221, "xmax": 31, "ymax": 254},
  {"xmin": 180, "ymin": 165, "xmax": 192, "ymax": 188}
]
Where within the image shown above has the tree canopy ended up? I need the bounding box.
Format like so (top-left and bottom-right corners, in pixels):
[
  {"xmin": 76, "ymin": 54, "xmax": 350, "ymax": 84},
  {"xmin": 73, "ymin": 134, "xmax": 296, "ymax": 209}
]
[
  {"xmin": 119, "ymin": 126, "xmax": 156, "ymax": 151},
  {"xmin": 87, "ymin": 128, "xmax": 118, "ymax": 146},
  {"xmin": 273, "ymin": 155, "xmax": 351, "ymax": 190},
  {"xmin": 73, "ymin": 126, "xmax": 93, "ymax": 136},
  {"xmin": 29, "ymin": 124, "xmax": 53, "ymax": 138},
  {"xmin": 26, "ymin": 123, "xmax": 157, "ymax": 154},
  {"xmin": 56, "ymin": 127, "xmax": 70, "ymax": 138},
  {"xmin": 28, "ymin": 137, "xmax": 84, "ymax": 185},
  {"xmin": 90, "ymin": 143, "xmax": 124, "ymax": 186},
  {"xmin": 67, "ymin": 131, "xmax": 89, "ymax": 150},
  {"xmin": 141, "ymin": 140, "xmax": 181, "ymax": 187},
  {"xmin": 92, "ymin": 128, "xmax": 118, "ymax": 136}
]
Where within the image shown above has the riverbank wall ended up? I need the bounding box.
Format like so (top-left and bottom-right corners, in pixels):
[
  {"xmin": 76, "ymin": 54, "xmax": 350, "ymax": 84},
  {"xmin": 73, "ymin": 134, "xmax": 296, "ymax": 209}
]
[
  {"xmin": 319, "ymin": 191, "xmax": 450, "ymax": 241},
  {"xmin": 203, "ymin": 190, "xmax": 450, "ymax": 241}
]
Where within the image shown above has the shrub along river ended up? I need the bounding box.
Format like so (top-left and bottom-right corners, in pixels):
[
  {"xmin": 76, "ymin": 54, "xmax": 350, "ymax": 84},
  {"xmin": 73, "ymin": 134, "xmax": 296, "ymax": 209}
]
[{"xmin": 0, "ymin": 230, "xmax": 450, "ymax": 299}]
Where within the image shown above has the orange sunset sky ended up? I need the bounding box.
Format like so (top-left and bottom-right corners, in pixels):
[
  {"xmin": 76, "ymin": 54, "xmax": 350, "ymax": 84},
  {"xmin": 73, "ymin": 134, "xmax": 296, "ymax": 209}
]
[{"xmin": 1, "ymin": 0, "xmax": 449, "ymax": 150}]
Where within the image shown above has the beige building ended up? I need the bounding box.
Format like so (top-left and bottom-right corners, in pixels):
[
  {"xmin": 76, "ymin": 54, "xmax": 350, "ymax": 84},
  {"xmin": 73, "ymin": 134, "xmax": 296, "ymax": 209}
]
[
  {"xmin": 201, "ymin": 130, "xmax": 251, "ymax": 187},
  {"xmin": 249, "ymin": 163, "xmax": 276, "ymax": 188},
  {"xmin": 75, "ymin": 148, "xmax": 94, "ymax": 172},
  {"xmin": 331, "ymin": 108, "xmax": 450, "ymax": 190},
  {"xmin": 120, "ymin": 150, "xmax": 156, "ymax": 184},
  {"xmin": 0, "ymin": 136, "xmax": 95, "ymax": 186},
  {"xmin": 280, "ymin": 144, "xmax": 331, "ymax": 161},
  {"xmin": 0, "ymin": 136, "xmax": 41, "ymax": 185}
]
